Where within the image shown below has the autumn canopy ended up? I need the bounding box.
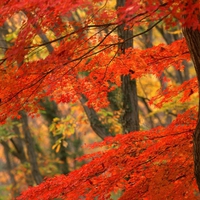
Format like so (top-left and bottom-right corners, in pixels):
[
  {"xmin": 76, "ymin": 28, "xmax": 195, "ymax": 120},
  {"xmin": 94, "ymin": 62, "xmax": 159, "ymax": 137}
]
[{"xmin": 0, "ymin": 0, "xmax": 200, "ymax": 199}]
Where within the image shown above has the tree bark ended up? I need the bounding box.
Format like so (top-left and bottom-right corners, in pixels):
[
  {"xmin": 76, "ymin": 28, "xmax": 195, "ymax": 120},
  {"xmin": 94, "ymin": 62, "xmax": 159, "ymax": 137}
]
[
  {"xmin": 117, "ymin": 0, "xmax": 139, "ymax": 133},
  {"xmin": 20, "ymin": 111, "xmax": 43, "ymax": 184},
  {"xmin": 1, "ymin": 141, "xmax": 19, "ymax": 197},
  {"xmin": 40, "ymin": 98, "xmax": 70, "ymax": 174},
  {"xmin": 80, "ymin": 95, "xmax": 112, "ymax": 139},
  {"xmin": 183, "ymin": 28, "xmax": 200, "ymax": 190}
]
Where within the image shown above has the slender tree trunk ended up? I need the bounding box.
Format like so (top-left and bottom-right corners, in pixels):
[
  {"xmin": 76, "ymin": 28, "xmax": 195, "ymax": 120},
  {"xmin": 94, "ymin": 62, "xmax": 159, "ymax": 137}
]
[
  {"xmin": 10, "ymin": 122, "xmax": 34, "ymax": 185},
  {"xmin": 117, "ymin": 0, "xmax": 139, "ymax": 133},
  {"xmin": 183, "ymin": 28, "xmax": 200, "ymax": 190},
  {"xmin": 40, "ymin": 95, "xmax": 70, "ymax": 175},
  {"xmin": 20, "ymin": 111, "xmax": 43, "ymax": 184},
  {"xmin": 1, "ymin": 141, "xmax": 19, "ymax": 197},
  {"xmin": 80, "ymin": 95, "xmax": 112, "ymax": 139}
]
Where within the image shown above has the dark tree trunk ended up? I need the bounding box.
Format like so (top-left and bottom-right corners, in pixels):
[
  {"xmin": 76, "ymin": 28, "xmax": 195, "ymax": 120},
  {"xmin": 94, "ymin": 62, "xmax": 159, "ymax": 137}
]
[
  {"xmin": 117, "ymin": 0, "xmax": 139, "ymax": 133},
  {"xmin": 80, "ymin": 95, "xmax": 112, "ymax": 139},
  {"xmin": 10, "ymin": 122, "xmax": 34, "ymax": 185},
  {"xmin": 1, "ymin": 141, "xmax": 19, "ymax": 197},
  {"xmin": 183, "ymin": 28, "xmax": 200, "ymax": 190},
  {"xmin": 40, "ymin": 98, "xmax": 71, "ymax": 174},
  {"xmin": 20, "ymin": 111, "xmax": 43, "ymax": 184}
]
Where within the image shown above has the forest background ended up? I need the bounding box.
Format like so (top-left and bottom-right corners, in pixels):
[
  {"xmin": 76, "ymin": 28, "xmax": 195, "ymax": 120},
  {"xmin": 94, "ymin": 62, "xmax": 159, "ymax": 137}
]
[{"xmin": 0, "ymin": 0, "xmax": 199, "ymax": 199}]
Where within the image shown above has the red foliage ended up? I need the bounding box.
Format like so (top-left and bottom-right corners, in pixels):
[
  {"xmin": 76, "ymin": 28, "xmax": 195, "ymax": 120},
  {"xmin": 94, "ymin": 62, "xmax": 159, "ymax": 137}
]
[
  {"xmin": 17, "ymin": 108, "xmax": 198, "ymax": 199},
  {"xmin": 0, "ymin": 0, "xmax": 198, "ymax": 120},
  {"xmin": 0, "ymin": 0, "xmax": 200, "ymax": 199}
]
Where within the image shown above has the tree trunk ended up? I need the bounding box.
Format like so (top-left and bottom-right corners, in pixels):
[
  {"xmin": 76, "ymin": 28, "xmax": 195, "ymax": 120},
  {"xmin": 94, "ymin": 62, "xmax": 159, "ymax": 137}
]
[
  {"xmin": 80, "ymin": 95, "xmax": 112, "ymax": 139},
  {"xmin": 40, "ymin": 98, "xmax": 70, "ymax": 174},
  {"xmin": 20, "ymin": 111, "xmax": 43, "ymax": 184},
  {"xmin": 183, "ymin": 28, "xmax": 200, "ymax": 190},
  {"xmin": 10, "ymin": 122, "xmax": 34, "ymax": 185},
  {"xmin": 1, "ymin": 141, "xmax": 19, "ymax": 197},
  {"xmin": 117, "ymin": 0, "xmax": 139, "ymax": 133}
]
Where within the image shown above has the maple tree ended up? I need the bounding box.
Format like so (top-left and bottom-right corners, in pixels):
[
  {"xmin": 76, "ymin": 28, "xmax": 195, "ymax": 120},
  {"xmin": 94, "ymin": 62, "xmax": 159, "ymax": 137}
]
[{"xmin": 0, "ymin": 0, "xmax": 200, "ymax": 199}]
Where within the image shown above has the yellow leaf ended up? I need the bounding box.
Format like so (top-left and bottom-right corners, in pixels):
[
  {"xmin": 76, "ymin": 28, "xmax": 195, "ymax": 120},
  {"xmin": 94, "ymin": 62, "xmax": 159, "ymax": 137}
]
[
  {"xmin": 167, "ymin": 30, "xmax": 182, "ymax": 35},
  {"xmin": 52, "ymin": 143, "xmax": 57, "ymax": 150},
  {"xmin": 62, "ymin": 141, "xmax": 68, "ymax": 148},
  {"xmin": 55, "ymin": 144, "xmax": 61, "ymax": 153},
  {"xmin": 53, "ymin": 117, "xmax": 60, "ymax": 122}
]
